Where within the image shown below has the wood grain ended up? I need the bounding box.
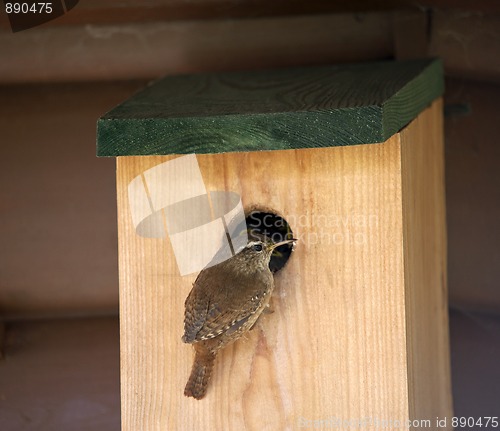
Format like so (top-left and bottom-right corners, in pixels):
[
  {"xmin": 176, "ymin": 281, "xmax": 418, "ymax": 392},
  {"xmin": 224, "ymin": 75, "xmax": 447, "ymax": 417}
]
[
  {"xmin": 401, "ymin": 98, "xmax": 453, "ymax": 423},
  {"xmin": 0, "ymin": 13, "xmax": 393, "ymax": 84},
  {"xmin": 98, "ymin": 59, "xmax": 443, "ymax": 156},
  {"xmin": 116, "ymin": 100, "xmax": 451, "ymax": 430}
]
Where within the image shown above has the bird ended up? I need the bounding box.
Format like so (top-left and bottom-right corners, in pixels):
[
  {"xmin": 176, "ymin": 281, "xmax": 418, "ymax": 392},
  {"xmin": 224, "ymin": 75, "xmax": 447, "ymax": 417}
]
[{"xmin": 182, "ymin": 235, "xmax": 296, "ymax": 399}]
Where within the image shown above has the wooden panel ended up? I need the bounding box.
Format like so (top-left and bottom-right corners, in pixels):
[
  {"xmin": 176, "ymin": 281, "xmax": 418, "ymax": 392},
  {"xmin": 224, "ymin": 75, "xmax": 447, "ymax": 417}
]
[
  {"xmin": 0, "ymin": 317, "xmax": 120, "ymax": 431},
  {"xmin": 0, "ymin": 13, "xmax": 393, "ymax": 83},
  {"xmin": 115, "ymin": 103, "xmax": 451, "ymax": 429},
  {"xmin": 401, "ymin": 99, "xmax": 453, "ymax": 422},
  {"xmin": 444, "ymin": 78, "xmax": 500, "ymax": 312},
  {"xmin": 430, "ymin": 11, "xmax": 500, "ymax": 83},
  {"xmin": 2, "ymin": 0, "xmax": 500, "ymax": 30},
  {"xmin": 98, "ymin": 59, "xmax": 443, "ymax": 155},
  {"xmin": 0, "ymin": 0, "xmax": 406, "ymax": 28},
  {"xmin": 0, "ymin": 81, "xmax": 145, "ymax": 319}
]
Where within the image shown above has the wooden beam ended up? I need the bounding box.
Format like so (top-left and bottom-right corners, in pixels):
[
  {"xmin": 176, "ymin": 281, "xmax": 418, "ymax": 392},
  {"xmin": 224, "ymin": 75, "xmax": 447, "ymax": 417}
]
[
  {"xmin": 0, "ymin": 0, "xmax": 397, "ymax": 28},
  {"xmin": 0, "ymin": 13, "xmax": 393, "ymax": 83},
  {"xmin": 2, "ymin": 0, "xmax": 499, "ymax": 30}
]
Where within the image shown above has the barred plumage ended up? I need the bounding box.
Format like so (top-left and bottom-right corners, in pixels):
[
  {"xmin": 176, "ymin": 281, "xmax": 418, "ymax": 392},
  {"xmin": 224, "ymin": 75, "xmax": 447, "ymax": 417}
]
[{"xmin": 182, "ymin": 237, "xmax": 295, "ymax": 399}]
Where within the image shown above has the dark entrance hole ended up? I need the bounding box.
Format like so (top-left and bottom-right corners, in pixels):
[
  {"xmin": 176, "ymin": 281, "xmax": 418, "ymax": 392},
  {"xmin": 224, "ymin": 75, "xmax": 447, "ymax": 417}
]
[{"xmin": 245, "ymin": 209, "xmax": 295, "ymax": 273}]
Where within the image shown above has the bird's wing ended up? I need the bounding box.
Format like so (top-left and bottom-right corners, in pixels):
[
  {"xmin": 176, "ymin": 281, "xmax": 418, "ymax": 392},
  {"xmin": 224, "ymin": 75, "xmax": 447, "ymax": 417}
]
[
  {"xmin": 182, "ymin": 273, "xmax": 268, "ymax": 343},
  {"xmin": 182, "ymin": 283, "xmax": 210, "ymax": 344},
  {"xmin": 192, "ymin": 294, "xmax": 264, "ymax": 342}
]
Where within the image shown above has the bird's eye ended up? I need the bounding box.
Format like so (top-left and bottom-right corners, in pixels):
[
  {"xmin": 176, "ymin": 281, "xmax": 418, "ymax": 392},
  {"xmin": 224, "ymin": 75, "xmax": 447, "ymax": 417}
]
[{"xmin": 252, "ymin": 243, "xmax": 263, "ymax": 252}]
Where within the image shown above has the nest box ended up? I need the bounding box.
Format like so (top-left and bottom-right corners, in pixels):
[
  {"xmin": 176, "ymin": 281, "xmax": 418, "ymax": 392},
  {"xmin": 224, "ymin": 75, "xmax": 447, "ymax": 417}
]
[{"xmin": 97, "ymin": 58, "xmax": 453, "ymax": 430}]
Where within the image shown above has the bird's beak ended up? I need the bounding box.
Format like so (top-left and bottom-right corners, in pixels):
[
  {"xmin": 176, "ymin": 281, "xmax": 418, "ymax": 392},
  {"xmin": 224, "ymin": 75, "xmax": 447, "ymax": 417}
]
[{"xmin": 269, "ymin": 238, "xmax": 297, "ymax": 250}]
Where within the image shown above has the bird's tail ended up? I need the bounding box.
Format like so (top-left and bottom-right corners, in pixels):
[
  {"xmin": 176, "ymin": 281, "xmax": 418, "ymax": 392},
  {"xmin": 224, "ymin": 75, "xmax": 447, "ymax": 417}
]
[{"xmin": 184, "ymin": 347, "xmax": 216, "ymax": 399}]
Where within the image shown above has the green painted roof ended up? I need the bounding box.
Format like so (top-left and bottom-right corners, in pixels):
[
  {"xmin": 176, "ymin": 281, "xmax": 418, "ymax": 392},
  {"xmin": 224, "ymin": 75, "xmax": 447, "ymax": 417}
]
[{"xmin": 97, "ymin": 58, "xmax": 443, "ymax": 156}]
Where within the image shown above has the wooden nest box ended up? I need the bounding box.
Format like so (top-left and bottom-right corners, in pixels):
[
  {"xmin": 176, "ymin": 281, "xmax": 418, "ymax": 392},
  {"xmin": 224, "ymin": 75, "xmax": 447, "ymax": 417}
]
[{"xmin": 97, "ymin": 59, "xmax": 453, "ymax": 430}]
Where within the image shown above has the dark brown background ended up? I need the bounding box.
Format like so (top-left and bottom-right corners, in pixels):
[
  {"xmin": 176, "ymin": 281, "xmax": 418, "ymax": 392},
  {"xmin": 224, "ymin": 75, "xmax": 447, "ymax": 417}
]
[{"xmin": 0, "ymin": 2, "xmax": 499, "ymax": 429}]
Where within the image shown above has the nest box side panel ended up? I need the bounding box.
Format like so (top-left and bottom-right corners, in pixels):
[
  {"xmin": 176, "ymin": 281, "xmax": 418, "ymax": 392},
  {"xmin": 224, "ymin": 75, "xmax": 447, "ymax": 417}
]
[{"xmin": 401, "ymin": 98, "xmax": 453, "ymax": 426}]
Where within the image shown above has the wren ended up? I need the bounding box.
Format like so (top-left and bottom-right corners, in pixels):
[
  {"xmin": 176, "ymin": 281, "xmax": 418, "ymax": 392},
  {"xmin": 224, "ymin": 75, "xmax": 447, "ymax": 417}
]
[{"xmin": 182, "ymin": 236, "xmax": 296, "ymax": 399}]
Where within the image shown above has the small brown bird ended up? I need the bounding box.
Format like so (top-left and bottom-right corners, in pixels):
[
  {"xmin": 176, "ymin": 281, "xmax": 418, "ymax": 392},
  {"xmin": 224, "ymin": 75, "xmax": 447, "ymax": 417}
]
[{"xmin": 182, "ymin": 236, "xmax": 296, "ymax": 399}]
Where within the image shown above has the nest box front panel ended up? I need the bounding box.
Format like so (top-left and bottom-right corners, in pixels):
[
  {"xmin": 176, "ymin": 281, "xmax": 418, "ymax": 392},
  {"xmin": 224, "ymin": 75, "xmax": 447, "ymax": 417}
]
[{"xmin": 116, "ymin": 133, "xmax": 409, "ymax": 429}]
